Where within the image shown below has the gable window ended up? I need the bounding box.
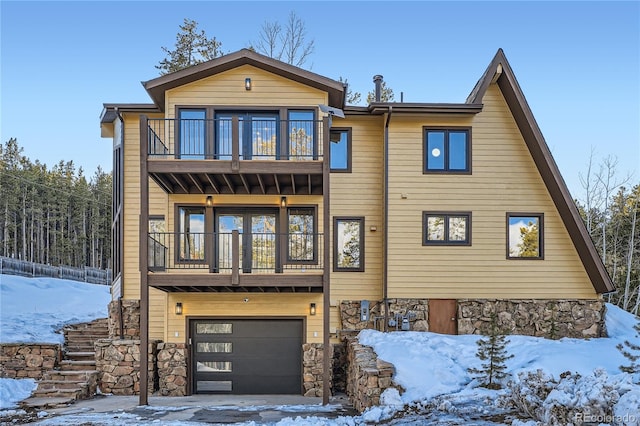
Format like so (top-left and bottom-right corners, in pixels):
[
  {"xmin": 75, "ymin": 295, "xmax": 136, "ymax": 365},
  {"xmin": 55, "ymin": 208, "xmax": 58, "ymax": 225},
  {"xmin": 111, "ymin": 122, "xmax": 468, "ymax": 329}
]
[
  {"xmin": 423, "ymin": 212, "xmax": 471, "ymax": 245},
  {"xmin": 287, "ymin": 207, "xmax": 317, "ymax": 263},
  {"xmin": 330, "ymin": 128, "xmax": 352, "ymax": 172},
  {"xmin": 507, "ymin": 213, "xmax": 544, "ymax": 259},
  {"xmin": 334, "ymin": 217, "xmax": 364, "ymax": 272},
  {"xmin": 179, "ymin": 207, "xmax": 205, "ymax": 262},
  {"xmin": 424, "ymin": 128, "xmax": 471, "ymax": 173}
]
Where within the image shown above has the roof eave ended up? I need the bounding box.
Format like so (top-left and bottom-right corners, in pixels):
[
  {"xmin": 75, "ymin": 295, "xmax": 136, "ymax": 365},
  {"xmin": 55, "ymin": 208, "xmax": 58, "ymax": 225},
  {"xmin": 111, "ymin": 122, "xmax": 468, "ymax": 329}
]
[
  {"xmin": 143, "ymin": 49, "xmax": 345, "ymax": 111},
  {"xmin": 368, "ymin": 102, "xmax": 483, "ymax": 115}
]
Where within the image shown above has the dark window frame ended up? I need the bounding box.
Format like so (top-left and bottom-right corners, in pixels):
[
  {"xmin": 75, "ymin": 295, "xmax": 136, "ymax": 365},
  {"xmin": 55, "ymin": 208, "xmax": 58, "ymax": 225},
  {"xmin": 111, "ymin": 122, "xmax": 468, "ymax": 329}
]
[
  {"xmin": 329, "ymin": 127, "xmax": 352, "ymax": 173},
  {"xmin": 423, "ymin": 126, "xmax": 472, "ymax": 174},
  {"xmin": 422, "ymin": 212, "xmax": 472, "ymax": 246},
  {"xmin": 333, "ymin": 216, "xmax": 365, "ymax": 272},
  {"xmin": 286, "ymin": 206, "xmax": 318, "ymax": 264},
  {"xmin": 506, "ymin": 212, "xmax": 544, "ymax": 260},
  {"xmin": 175, "ymin": 204, "xmax": 208, "ymax": 264}
]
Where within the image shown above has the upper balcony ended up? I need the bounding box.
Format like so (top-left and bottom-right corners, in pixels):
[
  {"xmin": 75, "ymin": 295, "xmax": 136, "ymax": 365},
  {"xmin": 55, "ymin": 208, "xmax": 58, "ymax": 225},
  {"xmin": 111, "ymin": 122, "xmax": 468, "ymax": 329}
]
[{"xmin": 142, "ymin": 116, "xmax": 328, "ymax": 196}]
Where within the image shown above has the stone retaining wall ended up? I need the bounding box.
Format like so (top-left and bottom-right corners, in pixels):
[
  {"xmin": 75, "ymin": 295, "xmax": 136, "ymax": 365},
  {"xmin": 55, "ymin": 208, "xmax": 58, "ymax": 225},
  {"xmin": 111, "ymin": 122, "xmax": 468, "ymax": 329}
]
[
  {"xmin": 0, "ymin": 344, "xmax": 61, "ymax": 379},
  {"xmin": 157, "ymin": 343, "xmax": 188, "ymax": 396},
  {"xmin": 107, "ymin": 299, "xmax": 140, "ymax": 339},
  {"xmin": 458, "ymin": 299, "xmax": 605, "ymax": 338},
  {"xmin": 345, "ymin": 336, "xmax": 398, "ymax": 413},
  {"xmin": 95, "ymin": 339, "xmax": 158, "ymax": 395}
]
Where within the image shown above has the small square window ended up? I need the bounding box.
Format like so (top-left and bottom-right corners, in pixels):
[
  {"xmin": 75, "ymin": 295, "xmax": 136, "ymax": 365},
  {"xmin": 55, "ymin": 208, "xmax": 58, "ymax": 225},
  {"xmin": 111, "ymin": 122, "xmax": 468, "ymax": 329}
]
[
  {"xmin": 507, "ymin": 213, "xmax": 544, "ymax": 259},
  {"xmin": 423, "ymin": 212, "xmax": 471, "ymax": 245},
  {"xmin": 424, "ymin": 128, "xmax": 471, "ymax": 173},
  {"xmin": 333, "ymin": 217, "xmax": 364, "ymax": 271},
  {"xmin": 330, "ymin": 128, "xmax": 351, "ymax": 172}
]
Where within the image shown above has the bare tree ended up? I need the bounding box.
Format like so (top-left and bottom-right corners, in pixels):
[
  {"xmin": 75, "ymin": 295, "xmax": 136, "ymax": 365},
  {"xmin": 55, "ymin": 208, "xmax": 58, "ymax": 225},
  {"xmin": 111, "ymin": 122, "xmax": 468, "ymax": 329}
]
[{"xmin": 250, "ymin": 11, "xmax": 314, "ymax": 68}]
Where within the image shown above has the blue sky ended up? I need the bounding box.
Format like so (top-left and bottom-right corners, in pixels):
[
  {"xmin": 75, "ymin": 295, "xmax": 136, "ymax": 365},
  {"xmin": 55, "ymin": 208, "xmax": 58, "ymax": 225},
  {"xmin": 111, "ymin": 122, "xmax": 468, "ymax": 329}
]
[{"xmin": 1, "ymin": 1, "xmax": 638, "ymax": 199}]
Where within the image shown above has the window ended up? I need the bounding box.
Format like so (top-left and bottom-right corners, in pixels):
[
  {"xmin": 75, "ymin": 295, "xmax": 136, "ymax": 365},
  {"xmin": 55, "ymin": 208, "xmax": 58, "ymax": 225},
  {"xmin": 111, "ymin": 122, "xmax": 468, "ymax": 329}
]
[
  {"xmin": 507, "ymin": 213, "xmax": 544, "ymax": 259},
  {"xmin": 424, "ymin": 128, "xmax": 471, "ymax": 173},
  {"xmin": 179, "ymin": 207, "xmax": 205, "ymax": 261},
  {"xmin": 334, "ymin": 217, "xmax": 364, "ymax": 272},
  {"xmin": 288, "ymin": 110, "xmax": 315, "ymax": 160},
  {"xmin": 149, "ymin": 215, "xmax": 166, "ymax": 271},
  {"xmin": 423, "ymin": 212, "xmax": 471, "ymax": 245},
  {"xmin": 287, "ymin": 207, "xmax": 316, "ymax": 263},
  {"xmin": 330, "ymin": 128, "xmax": 352, "ymax": 172},
  {"xmin": 178, "ymin": 109, "xmax": 206, "ymax": 159}
]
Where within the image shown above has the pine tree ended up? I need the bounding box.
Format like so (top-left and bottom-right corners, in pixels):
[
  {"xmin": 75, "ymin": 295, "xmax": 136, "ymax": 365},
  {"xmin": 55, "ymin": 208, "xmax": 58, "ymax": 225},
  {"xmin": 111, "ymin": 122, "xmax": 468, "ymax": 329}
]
[
  {"xmin": 156, "ymin": 18, "xmax": 222, "ymax": 75},
  {"xmin": 468, "ymin": 313, "xmax": 514, "ymax": 389},
  {"xmin": 617, "ymin": 320, "xmax": 640, "ymax": 382}
]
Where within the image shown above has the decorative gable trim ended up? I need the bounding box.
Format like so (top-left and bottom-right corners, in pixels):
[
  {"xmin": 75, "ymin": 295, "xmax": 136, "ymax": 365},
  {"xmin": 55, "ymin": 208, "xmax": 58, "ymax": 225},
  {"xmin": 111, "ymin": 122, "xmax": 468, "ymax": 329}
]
[
  {"xmin": 469, "ymin": 49, "xmax": 614, "ymax": 294},
  {"xmin": 142, "ymin": 49, "xmax": 345, "ymax": 111}
]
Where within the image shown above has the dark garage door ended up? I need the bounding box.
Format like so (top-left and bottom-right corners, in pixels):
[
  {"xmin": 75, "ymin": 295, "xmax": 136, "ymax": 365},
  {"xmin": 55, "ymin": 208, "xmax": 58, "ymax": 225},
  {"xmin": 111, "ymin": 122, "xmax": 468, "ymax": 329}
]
[{"xmin": 191, "ymin": 319, "xmax": 303, "ymax": 394}]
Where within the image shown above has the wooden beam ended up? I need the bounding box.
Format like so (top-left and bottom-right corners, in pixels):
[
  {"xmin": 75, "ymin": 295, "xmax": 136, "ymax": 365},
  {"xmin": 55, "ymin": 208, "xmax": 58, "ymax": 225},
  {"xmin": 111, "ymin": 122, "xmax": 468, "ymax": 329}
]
[
  {"xmin": 170, "ymin": 173, "xmax": 189, "ymax": 193},
  {"xmin": 221, "ymin": 174, "xmax": 235, "ymax": 194},
  {"xmin": 147, "ymin": 160, "xmax": 322, "ymax": 175},
  {"xmin": 204, "ymin": 174, "xmax": 220, "ymax": 194},
  {"xmin": 273, "ymin": 174, "xmax": 281, "ymax": 194},
  {"xmin": 291, "ymin": 174, "xmax": 296, "ymax": 195},
  {"xmin": 256, "ymin": 174, "xmax": 266, "ymax": 194},
  {"xmin": 187, "ymin": 174, "xmax": 204, "ymax": 194},
  {"xmin": 147, "ymin": 273, "xmax": 323, "ymax": 288},
  {"xmin": 150, "ymin": 174, "xmax": 173, "ymax": 193},
  {"xmin": 239, "ymin": 174, "xmax": 250, "ymax": 194},
  {"xmin": 308, "ymin": 174, "xmax": 312, "ymax": 195}
]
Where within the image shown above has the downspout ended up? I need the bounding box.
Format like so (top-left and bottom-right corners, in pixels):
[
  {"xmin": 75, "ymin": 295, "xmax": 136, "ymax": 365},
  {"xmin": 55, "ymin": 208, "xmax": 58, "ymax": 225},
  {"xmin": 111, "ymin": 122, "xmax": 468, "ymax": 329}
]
[{"xmin": 383, "ymin": 106, "xmax": 392, "ymax": 332}]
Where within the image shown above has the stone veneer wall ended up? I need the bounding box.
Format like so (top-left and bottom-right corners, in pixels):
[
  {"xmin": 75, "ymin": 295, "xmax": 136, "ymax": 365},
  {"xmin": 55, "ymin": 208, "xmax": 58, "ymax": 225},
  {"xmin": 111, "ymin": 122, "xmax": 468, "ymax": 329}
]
[
  {"xmin": 157, "ymin": 343, "xmax": 188, "ymax": 396},
  {"xmin": 95, "ymin": 339, "xmax": 159, "ymax": 395},
  {"xmin": 340, "ymin": 298, "xmax": 604, "ymax": 338},
  {"xmin": 108, "ymin": 299, "xmax": 140, "ymax": 339},
  {"xmin": 0, "ymin": 344, "xmax": 61, "ymax": 379},
  {"xmin": 339, "ymin": 299, "xmax": 429, "ymax": 332},
  {"xmin": 344, "ymin": 336, "xmax": 398, "ymax": 413},
  {"xmin": 302, "ymin": 343, "xmax": 333, "ymax": 397},
  {"xmin": 458, "ymin": 299, "xmax": 606, "ymax": 338}
]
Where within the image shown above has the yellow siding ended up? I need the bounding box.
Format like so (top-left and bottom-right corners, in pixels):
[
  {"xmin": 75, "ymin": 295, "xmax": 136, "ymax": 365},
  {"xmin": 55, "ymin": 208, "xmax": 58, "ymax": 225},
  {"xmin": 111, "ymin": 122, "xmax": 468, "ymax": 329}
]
[
  {"xmin": 164, "ymin": 293, "xmax": 323, "ymax": 344},
  {"xmin": 386, "ymin": 84, "xmax": 597, "ymax": 299},
  {"xmin": 329, "ymin": 116, "xmax": 384, "ymax": 303},
  {"xmin": 166, "ymin": 64, "xmax": 328, "ymax": 116},
  {"xmin": 121, "ymin": 112, "xmax": 168, "ymax": 339}
]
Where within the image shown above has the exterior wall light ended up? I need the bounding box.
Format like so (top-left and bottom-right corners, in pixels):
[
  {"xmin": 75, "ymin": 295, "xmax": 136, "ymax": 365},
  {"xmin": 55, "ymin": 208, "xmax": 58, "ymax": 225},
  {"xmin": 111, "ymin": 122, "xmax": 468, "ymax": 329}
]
[
  {"xmin": 175, "ymin": 302, "xmax": 183, "ymax": 315},
  {"xmin": 245, "ymin": 77, "xmax": 252, "ymax": 90},
  {"xmin": 280, "ymin": 196, "xmax": 287, "ymax": 208},
  {"xmin": 310, "ymin": 303, "xmax": 316, "ymax": 316},
  {"xmin": 206, "ymin": 196, "xmax": 213, "ymax": 207}
]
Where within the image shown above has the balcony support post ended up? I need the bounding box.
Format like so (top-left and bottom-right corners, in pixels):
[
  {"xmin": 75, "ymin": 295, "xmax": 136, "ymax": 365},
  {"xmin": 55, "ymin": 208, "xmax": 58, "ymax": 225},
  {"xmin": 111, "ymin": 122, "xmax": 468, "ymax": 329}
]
[
  {"xmin": 232, "ymin": 116, "xmax": 240, "ymax": 171},
  {"xmin": 139, "ymin": 115, "xmax": 150, "ymax": 406},
  {"xmin": 321, "ymin": 116, "xmax": 331, "ymax": 405},
  {"xmin": 231, "ymin": 230, "xmax": 240, "ymax": 285}
]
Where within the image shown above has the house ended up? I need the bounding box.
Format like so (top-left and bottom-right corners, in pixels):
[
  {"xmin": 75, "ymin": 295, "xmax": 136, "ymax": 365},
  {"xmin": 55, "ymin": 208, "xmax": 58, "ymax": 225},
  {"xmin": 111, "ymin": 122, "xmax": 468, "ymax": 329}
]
[{"xmin": 99, "ymin": 48, "xmax": 614, "ymax": 405}]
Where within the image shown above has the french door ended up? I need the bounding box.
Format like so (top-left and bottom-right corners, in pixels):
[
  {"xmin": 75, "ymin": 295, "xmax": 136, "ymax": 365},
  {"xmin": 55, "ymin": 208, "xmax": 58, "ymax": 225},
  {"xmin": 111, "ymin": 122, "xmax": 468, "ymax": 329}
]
[
  {"xmin": 215, "ymin": 112, "xmax": 279, "ymax": 160},
  {"xmin": 215, "ymin": 209, "xmax": 279, "ymax": 273}
]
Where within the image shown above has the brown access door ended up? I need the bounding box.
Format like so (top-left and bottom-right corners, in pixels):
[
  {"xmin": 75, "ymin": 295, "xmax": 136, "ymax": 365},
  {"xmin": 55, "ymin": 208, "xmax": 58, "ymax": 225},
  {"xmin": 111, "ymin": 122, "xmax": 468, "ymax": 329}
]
[{"xmin": 428, "ymin": 299, "xmax": 458, "ymax": 334}]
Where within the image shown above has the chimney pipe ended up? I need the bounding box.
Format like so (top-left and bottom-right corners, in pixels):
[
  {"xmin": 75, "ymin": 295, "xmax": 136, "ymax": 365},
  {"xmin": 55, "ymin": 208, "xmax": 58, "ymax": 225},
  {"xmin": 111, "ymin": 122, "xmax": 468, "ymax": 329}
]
[{"xmin": 373, "ymin": 75, "xmax": 383, "ymax": 102}]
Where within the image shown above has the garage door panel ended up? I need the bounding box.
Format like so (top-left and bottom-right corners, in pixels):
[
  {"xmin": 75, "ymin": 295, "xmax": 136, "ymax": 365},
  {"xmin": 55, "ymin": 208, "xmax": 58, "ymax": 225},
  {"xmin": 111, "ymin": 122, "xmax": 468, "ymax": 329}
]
[{"xmin": 191, "ymin": 319, "xmax": 303, "ymax": 394}]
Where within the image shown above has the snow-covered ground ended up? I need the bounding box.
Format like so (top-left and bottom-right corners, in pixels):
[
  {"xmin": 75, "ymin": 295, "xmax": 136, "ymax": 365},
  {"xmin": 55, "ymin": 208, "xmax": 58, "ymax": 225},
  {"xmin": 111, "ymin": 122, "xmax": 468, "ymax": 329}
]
[{"xmin": 1, "ymin": 274, "xmax": 639, "ymax": 425}]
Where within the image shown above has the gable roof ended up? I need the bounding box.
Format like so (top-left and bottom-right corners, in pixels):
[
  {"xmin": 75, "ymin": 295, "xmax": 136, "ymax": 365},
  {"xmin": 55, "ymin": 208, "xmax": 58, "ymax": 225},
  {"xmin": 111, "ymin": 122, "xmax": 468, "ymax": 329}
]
[
  {"xmin": 469, "ymin": 49, "xmax": 614, "ymax": 294},
  {"xmin": 142, "ymin": 49, "xmax": 345, "ymax": 110}
]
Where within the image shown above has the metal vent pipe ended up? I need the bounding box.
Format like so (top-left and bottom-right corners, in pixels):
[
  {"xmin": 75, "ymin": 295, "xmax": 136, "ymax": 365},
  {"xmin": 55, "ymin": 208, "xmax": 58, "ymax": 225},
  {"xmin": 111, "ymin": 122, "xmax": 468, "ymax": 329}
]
[{"xmin": 373, "ymin": 75, "xmax": 383, "ymax": 102}]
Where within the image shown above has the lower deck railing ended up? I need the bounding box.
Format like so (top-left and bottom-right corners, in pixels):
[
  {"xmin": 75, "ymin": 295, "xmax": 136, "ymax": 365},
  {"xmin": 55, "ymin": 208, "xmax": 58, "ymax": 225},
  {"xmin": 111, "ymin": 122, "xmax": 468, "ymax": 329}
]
[{"xmin": 148, "ymin": 232, "xmax": 323, "ymax": 275}]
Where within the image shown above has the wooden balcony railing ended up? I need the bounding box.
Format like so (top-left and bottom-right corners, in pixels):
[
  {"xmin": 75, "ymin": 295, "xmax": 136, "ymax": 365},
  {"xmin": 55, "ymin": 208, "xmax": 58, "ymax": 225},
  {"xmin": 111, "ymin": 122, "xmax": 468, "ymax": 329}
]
[
  {"xmin": 146, "ymin": 118, "xmax": 325, "ymax": 162},
  {"xmin": 148, "ymin": 232, "xmax": 324, "ymax": 278}
]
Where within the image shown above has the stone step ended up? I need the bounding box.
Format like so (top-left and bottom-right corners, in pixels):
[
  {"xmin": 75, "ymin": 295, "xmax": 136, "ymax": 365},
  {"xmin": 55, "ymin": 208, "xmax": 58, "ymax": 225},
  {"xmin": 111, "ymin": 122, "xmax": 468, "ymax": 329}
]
[
  {"xmin": 65, "ymin": 351, "xmax": 96, "ymax": 361},
  {"xmin": 36, "ymin": 379, "xmax": 90, "ymax": 391},
  {"xmin": 20, "ymin": 396, "xmax": 75, "ymax": 410},
  {"xmin": 59, "ymin": 360, "xmax": 96, "ymax": 371},
  {"xmin": 31, "ymin": 387, "xmax": 84, "ymax": 400},
  {"xmin": 45, "ymin": 369, "xmax": 98, "ymax": 382}
]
